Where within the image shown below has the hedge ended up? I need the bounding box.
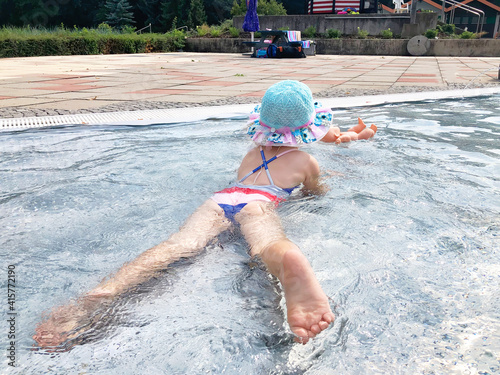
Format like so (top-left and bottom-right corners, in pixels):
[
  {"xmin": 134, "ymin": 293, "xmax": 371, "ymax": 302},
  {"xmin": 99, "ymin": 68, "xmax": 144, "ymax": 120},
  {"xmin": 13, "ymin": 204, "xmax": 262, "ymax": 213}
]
[{"xmin": 0, "ymin": 30, "xmax": 186, "ymax": 58}]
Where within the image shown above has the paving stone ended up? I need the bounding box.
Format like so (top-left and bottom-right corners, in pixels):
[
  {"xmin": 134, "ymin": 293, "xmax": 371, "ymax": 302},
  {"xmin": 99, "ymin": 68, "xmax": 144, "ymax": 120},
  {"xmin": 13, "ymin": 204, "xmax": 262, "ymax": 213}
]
[{"xmin": 0, "ymin": 53, "xmax": 499, "ymax": 119}]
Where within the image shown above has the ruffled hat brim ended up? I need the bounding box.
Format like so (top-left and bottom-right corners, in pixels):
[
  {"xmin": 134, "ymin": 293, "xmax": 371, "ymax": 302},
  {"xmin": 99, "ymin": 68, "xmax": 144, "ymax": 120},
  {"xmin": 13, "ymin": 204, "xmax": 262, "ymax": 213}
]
[{"xmin": 247, "ymin": 101, "xmax": 332, "ymax": 147}]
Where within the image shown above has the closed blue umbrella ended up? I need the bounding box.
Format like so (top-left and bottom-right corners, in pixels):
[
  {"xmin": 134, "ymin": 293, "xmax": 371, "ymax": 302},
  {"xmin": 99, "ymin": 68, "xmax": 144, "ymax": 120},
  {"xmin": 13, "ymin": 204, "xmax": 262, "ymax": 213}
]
[
  {"xmin": 242, "ymin": 0, "xmax": 259, "ymax": 54},
  {"xmin": 242, "ymin": 0, "xmax": 259, "ymax": 32}
]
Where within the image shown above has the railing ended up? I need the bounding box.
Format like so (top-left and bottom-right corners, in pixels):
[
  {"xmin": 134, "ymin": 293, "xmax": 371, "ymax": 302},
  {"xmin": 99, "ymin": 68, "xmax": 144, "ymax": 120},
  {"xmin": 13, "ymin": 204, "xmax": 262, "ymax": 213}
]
[
  {"xmin": 442, "ymin": 0, "xmax": 484, "ymax": 34},
  {"xmin": 136, "ymin": 23, "xmax": 152, "ymax": 34}
]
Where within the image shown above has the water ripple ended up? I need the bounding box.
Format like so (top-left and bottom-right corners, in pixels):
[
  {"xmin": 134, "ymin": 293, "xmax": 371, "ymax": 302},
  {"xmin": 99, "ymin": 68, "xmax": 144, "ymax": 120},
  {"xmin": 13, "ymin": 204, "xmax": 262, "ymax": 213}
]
[{"xmin": 3, "ymin": 95, "xmax": 500, "ymax": 374}]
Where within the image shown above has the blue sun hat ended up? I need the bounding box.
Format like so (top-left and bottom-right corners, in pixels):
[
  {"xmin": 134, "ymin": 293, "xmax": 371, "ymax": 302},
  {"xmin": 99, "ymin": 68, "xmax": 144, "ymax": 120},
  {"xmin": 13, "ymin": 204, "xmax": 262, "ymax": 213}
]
[{"xmin": 247, "ymin": 80, "xmax": 332, "ymax": 147}]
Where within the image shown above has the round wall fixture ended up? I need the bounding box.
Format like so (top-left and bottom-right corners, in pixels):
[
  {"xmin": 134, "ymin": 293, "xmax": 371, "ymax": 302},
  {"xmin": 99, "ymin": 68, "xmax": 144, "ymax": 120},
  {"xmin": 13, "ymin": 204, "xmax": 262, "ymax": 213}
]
[{"xmin": 407, "ymin": 35, "xmax": 430, "ymax": 56}]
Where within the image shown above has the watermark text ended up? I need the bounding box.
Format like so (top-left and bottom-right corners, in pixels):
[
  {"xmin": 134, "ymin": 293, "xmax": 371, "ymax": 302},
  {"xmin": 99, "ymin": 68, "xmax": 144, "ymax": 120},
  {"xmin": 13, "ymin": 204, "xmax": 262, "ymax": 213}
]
[{"xmin": 6, "ymin": 265, "xmax": 17, "ymax": 367}]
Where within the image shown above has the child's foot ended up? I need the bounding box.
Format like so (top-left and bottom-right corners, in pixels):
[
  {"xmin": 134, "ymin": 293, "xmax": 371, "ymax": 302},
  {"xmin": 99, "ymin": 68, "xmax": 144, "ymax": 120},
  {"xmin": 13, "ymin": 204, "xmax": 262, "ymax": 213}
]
[
  {"xmin": 279, "ymin": 249, "xmax": 334, "ymax": 343},
  {"xmin": 33, "ymin": 302, "xmax": 84, "ymax": 349},
  {"xmin": 33, "ymin": 295, "xmax": 109, "ymax": 350}
]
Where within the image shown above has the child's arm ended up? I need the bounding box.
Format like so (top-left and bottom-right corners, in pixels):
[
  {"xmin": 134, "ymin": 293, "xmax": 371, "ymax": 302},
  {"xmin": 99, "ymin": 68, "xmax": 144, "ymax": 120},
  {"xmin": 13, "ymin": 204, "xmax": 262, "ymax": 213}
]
[{"xmin": 301, "ymin": 156, "xmax": 328, "ymax": 196}]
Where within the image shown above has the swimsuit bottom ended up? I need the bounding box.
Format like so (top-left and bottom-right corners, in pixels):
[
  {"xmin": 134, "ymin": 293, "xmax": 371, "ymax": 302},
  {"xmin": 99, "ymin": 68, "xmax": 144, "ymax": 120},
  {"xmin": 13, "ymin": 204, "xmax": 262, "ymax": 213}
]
[{"xmin": 211, "ymin": 183, "xmax": 291, "ymax": 221}]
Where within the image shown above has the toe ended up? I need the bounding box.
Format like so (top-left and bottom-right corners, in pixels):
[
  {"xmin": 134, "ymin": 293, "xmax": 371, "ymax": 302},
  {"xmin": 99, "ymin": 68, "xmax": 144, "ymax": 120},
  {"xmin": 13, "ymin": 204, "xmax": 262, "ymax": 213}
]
[
  {"xmin": 311, "ymin": 324, "xmax": 321, "ymax": 334},
  {"xmin": 318, "ymin": 320, "xmax": 329, "ymax": 330},
  {"xmin": 294, "ymin": 336, "xmax": 309, "ymax": 344},
  {"xmin": 323, "ymin": 312, "xmax": 335, "ymax": 324},
  {"xmin": 291, "ymin": 327, "xmax": 309, "ymax": 341}
]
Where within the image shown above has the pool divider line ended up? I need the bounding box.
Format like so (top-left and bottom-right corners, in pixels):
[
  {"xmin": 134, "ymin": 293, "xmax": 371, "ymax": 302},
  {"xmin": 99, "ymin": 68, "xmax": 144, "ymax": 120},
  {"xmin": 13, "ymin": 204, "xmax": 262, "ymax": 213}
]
[{"xmin": 1, "ymin": 87, "xmax": 499, "ymax": 131}]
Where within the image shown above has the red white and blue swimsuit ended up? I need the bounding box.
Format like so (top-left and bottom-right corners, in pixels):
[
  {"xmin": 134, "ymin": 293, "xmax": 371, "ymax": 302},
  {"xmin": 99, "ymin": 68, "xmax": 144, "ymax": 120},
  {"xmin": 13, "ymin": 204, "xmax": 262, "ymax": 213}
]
[{"xmin": 211, "ymin": 147, "xmax": 298, "ymax": 221}]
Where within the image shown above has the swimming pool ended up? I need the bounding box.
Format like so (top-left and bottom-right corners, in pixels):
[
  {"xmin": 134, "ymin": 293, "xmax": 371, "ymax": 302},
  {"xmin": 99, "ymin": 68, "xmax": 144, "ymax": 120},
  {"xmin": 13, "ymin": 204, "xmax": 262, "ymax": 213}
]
[{"xmin": 1, "ymin": 94, "xmax": 499, "ymax": 374}]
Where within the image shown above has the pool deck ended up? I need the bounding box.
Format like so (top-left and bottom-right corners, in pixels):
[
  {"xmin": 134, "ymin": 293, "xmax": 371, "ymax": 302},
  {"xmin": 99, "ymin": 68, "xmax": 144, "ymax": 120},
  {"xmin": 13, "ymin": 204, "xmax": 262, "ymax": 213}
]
[{"xmin": 0, "ymin": 52, "xmax": 499, "ymax": 118}]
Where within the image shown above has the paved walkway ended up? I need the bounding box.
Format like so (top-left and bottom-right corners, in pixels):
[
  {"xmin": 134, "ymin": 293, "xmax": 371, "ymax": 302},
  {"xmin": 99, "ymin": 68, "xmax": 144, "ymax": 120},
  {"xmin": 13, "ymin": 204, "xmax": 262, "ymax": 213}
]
[{"xmin": 0, "ymin": 52, "xmax": 499, "ymax": 118}]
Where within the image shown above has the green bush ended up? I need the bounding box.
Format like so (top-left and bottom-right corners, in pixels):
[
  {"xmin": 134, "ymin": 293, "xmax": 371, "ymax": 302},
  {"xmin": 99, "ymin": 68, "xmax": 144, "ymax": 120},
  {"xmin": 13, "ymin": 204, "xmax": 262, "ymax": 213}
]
[
  {"xmin": 380, "ymin": 28, "xmax": 393, "ymax": 39},
  {"xmin": 303, "ymin": 26, "xmax": 316, "ymax": 38},
  {"xmin": 459, "ymin": 31, "xmax": 476, "ymax": 39},
  {"xmin": 210, "ymin": 26, "xmax": 222, "ymax": 37},
  {"xmin": 0, "ymin": 27, "xmax": 186, "ymax": 57},
  {"xmin": 219, "ymin": 19, "xmax": 233, "ymax": 32},
  {"xmin": 326, "ymin": 29, "xmax": 341, "ymax": 38},
  {"xmin": 228, "ymin": 26, "xmax": 240, "ymax": 38},
  {"xmin": 196, "ymin": 24, "xmax": 210, "ymax": 37},
  {"xmin": 121, "ymin": 25, "xmax": 137, "ymax": 34},
  {"xmin": 425, "ymin": 28, "xmax": 438, "ymax": 39},
  {"xmin": 97, "ymin": 22, "xmax": 114, "ymax": 33},
  {"xmin": 356, "ymin": 27, "xmax": 369, "ymax": 39},
  {"xmin": 437, "ymin": 23, "xmax": 455, "ymax": 35}
]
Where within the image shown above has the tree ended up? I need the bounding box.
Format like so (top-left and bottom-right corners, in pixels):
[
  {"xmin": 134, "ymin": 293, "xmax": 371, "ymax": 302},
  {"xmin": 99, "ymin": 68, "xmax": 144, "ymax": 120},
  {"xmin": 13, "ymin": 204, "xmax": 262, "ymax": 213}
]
[
  {"xmin": 61, "ymin": 0, "xmax": 104, "ymax": 28},
  {"xmin": 135, "ymin": 0, "xmax": 163, "ymax": 31},
  {"xmin": 3, "ymin": 0, "xmax": 56, "ymax": 27},
  {"xmin": 104, "ymin": 0, "xmax": 136, "ymax": 29},
  {"xmin": 161, "ymin": 0, "xmax": 189, "ymax": 30},
  {"xmin": 231, "ymin": 0, "xmax": 287, "ymax": 16},
  {"xmin": 203, "ymin": 0, "xmax": 233, "ymax": 26},
  {"xmin": 280, "ymin": 0, "xmax": 306, "ymax": 14},
  {"xmin": 259, "ymin": 0, "xmax": 287, "ymax": 15},
  {"xmin": 188, "ymin": 0, "xmax": 207, "ymax": 28}
]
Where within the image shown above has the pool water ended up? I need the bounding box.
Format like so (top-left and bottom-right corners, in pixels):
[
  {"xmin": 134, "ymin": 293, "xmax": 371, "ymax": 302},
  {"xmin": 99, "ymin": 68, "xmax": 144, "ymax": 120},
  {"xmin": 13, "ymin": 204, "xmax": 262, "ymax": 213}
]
[{"xmin": 1, "ymin": 95, "xmax": 499, "ymax": 374}]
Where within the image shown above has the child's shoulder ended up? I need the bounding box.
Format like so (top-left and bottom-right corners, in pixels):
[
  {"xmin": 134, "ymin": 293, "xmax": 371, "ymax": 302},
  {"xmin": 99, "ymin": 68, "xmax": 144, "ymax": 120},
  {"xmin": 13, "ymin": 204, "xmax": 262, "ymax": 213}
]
[{"xmin": 286, "ymin": 149, "xmax": 319, "ymax": 168}]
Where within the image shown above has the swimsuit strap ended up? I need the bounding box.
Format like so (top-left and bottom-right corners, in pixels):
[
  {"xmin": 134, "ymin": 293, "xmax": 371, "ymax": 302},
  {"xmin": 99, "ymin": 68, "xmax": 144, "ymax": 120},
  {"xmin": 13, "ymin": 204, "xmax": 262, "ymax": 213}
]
[{"xmin": 239, "ymin": 146, "xmax": 298, "ymax": 185}]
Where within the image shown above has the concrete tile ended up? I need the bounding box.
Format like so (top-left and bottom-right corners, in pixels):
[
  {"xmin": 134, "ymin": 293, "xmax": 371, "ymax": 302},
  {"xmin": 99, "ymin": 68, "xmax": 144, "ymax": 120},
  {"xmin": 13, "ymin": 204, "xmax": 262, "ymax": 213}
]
[
  {"xmin": 349, "ymin": 76, "xmax": 400, "ymax": 82},
  {"xmin": 0, "ymin": 87, "xmax": 68, "ymax": 96},
  {"xmin": 31, "ymin": 92, "xmax": 103, "ymax": 100},
  {"xmin": 27, "ymin": 100, "xmax": 124, "ymax": 111},
  {"xmin": 32, "ymin": 84, "xmax": 108, "ymax": 91},
  {"xmin": 339, "ymin": 82, "xmax": 393, "ymax": 89},
  {"xmin": 397, "ymin": 78, "xmax": 441, "ymax": 84},
  {"xmin": 0, "ymin": 53, "xmax": 498, "ymax": 116},
  {"xmin": 402, "ymin": 73, "xmax": 439, "ymax": 77},
  {"xmin": 301, "ymin": 79, "xmax": 349, "ymax": 85},
  {"xmin": 0, "ymin": 97, "xmax": 64, "ymax": 108},
  {"xmin": 317, "ymin": 72, "xmax": 365, "ymax": 78},
  {"xmin": 184, "ymin": 80, "xmax": 241, "ymax": 87},
  {"xmin": 150, "ymin": 95, "xmax": 227, "ymax": 103},
  {"xmin": 392, "ymin": 81, "xmax": 446, "ymax": 87},
  {"xmin": 136, "ymin": 95, "xmax": 217, "ymax": 103},
  {"xmin": 237, "ymin": 91, "xmax": 266, "ymax": 97},
  {"xmin": 129, "ymin": 88, "xmax": 199, "ymax": 95}
]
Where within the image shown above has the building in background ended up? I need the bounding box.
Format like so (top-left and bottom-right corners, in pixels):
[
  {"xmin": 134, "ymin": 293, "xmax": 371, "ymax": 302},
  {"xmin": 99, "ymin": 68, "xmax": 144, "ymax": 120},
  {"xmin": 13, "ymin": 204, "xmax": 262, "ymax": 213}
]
[
  {"xmin": 378, "ymin": 0, "xmax": 499, "ymax": 38},
  {"xmin": 307, "ymin": 0, "xmax": 379, "ymax": 14}
]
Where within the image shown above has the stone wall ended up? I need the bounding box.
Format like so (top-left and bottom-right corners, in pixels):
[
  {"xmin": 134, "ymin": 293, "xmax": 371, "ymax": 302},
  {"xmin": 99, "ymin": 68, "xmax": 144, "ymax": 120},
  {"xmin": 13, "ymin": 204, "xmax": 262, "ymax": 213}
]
[
  {"xmin": 184, "ymin": 37, "xmax": 500, "ymax": 57},
  {"xmin": 427, "ymin": 39, "xmax": 500, "ymax": 57},
  {"xmin": 184, "ymin": 38, "xmax": 249, "ymax": 54},
  {"xmin": 316, "ymin": 39, "xmax": 408, "ymax": 55},
  {"xmin": 233, "ymin": 13, "xmax": 437, "ymax": 37}
]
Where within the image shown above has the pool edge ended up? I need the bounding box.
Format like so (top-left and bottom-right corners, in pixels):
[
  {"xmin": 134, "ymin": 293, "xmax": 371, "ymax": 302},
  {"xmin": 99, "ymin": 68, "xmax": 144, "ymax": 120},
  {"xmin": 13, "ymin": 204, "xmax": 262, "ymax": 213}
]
[{"xmin": 1, "ymin": 87, "xmax": 499, "ymax": 131}]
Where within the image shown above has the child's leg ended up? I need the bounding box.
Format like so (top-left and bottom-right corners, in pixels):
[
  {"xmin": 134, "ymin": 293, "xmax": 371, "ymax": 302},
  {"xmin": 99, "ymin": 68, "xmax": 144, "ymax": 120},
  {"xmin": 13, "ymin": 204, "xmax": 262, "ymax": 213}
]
[
  {"xmin": 236, "ymin": 202, "xmax": 334, "ymax": 343},
  {"xmin": 90, "ymin": 199, "xmax": 230, "ymax": 297},
  {"xmin": 34, "ymin": 199, "xmax": 230, "ymax": 349}
]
